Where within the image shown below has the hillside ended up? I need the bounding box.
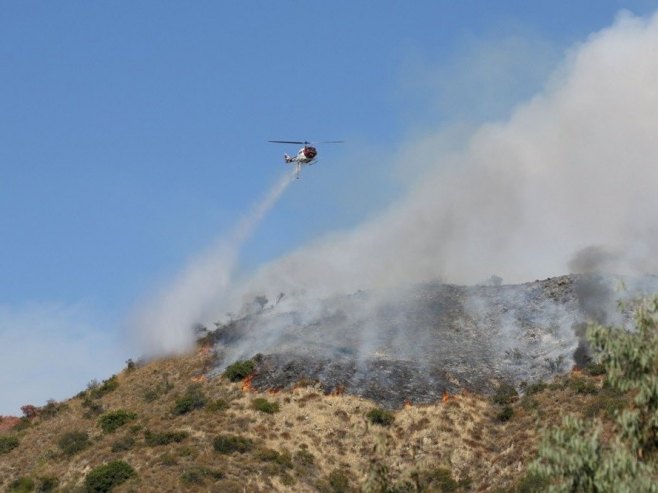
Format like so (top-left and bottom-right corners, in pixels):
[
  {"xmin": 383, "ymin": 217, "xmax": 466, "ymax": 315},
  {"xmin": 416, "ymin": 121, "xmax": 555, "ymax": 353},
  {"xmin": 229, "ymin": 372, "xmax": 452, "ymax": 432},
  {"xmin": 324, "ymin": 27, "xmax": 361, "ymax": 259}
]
[
  {"xmin": 0, "ymin": 330, "xmax": 625, "ymax": 492},
  {"xmin": 4, "ymin": 274, "xmax": 652, "ymax": 492}
]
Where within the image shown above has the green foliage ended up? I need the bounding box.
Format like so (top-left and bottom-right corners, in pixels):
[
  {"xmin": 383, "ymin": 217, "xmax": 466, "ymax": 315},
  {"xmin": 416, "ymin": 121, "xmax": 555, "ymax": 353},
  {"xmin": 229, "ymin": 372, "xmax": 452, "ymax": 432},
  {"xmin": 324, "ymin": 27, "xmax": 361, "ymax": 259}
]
[
  {"xmin": 180, "ymin": 466, "xmax": 224, "ymax": 485},
  {"xmin": 506, "ymin": 472, "xmax": 550, "ymax": 493},
  {"xmin": 81, "ymin": 397, "xmax": 104, "ymax": 418},
  {"xmin": 88, "ymin": 375, "xmax": 119, "ymax": 399},
  {"xmin": 213, "ymin": 434, "xmax": 253, "ymax": 454},
  {"xmin": 223, "ymin": 359, "xmax": 255, "ymax": 382},
  {"xmin": 110, "ymin": 435, "xmax": 135, "ymax": 453},
  {"xmin": 98, "ymin": 409, "xmax": 137, "ymax": 433},
  {"xmin": 587, "ymin": 296, "xmax": 658, "ymax": 457},
  {"xmin": 366, "ymin": 407, "xmax": 395, "ymax": 426},
  {"xmin": 172, "ymin": 384, "xmax": 207, "ymax": 415},
  {"xmin": 531, "ymin": 296, "xmax": 658, "ymax": 492},
  {"xmin": 531, "ymin": 416, "xmax": 656, "ymax": 492},
  {"xmin": 524, "ymin": 381, "xmax": 547, "ymax": 396},
  {"xmin": 497, "ymin": 405, "xmax": 514, "ymax": 423},
  {"xmin": 568, "ymin": 377, "xmax": 598, "ymax": 395},
  {"xmin": 411, "ymin": 467, "xmax": 460, "ymax": 492},
  {"xmin": 144, "ymin": 430, "xmax": 188, "ymax": 446},
  {"xmin": 8, "ymin": 477, "xmax": 35, "ymax": 493},
  {"xmin": 36, "ymin": 476, "xmax": 59, "ymax": 492},
  {"xmin": 492, "ymin": 382, "xmax": 518, "ymax": 405},
  {"xmin": 39, "ymin": 399, "xmax": 68, "ymax": 419},
  {"xmin": 84, "ymin": 460, "xmax": 136, "ymax": 492},
  {"xmin": 0, "ymin": 435, "xmax": 19, "ymax": 454},
  {"xmin": 584, "ymin": 361, "xmax": 606, "ymax": 376},
  {"xmin": 326, "ymin": 469, "xmax": 351, "ymax": 493},
  {"xmin": 58, "ymin": 430, "xmax": 90, "ymax": 456},
  {"xmin": 251, "ymin": 397, "xmax": 280, "ymax": 414}
]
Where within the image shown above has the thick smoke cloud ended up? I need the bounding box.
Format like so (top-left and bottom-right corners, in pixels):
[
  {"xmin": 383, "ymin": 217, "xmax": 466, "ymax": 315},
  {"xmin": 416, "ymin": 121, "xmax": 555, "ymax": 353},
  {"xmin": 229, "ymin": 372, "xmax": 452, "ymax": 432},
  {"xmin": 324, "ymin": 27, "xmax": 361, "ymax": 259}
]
[
  {"xmin": 134, "ymin": 11, "xmax": 658, "ymax": 358},
  {"xmin": 228, "ymin": 11, "xmax": 658, "ymax": 309}
]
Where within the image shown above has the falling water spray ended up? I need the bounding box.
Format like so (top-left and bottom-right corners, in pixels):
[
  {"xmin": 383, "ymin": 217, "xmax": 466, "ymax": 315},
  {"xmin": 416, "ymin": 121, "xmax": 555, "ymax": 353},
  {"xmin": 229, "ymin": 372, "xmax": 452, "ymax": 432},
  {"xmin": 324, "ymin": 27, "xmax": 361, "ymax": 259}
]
[{"xmin": 132, "ymin": 170, "xmax": 295, "ymax": 356}]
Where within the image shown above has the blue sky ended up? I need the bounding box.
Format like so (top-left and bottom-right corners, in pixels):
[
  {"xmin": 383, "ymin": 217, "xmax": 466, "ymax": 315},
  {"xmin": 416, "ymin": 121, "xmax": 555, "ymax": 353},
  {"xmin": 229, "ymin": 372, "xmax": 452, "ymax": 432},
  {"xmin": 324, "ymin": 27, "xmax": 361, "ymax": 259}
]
[{"xmin": 2, "ymin": 1, "xmax": 657, "ymax": 414}]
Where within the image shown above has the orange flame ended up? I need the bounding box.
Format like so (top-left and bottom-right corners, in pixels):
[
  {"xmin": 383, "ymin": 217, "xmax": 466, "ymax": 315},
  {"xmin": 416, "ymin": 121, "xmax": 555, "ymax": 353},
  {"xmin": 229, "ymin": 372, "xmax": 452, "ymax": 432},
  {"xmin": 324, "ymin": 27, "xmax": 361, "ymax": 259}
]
[
  {"xmin": 403, "ymin": 400, "xmax": 413, "ymax": 409},
  {"xmin": 190, "ymin": 374, "xmax": 207, "ymax": 383},
  {"xmin": 330, "ymin": 385, "xmax": 344, "ymax": 396},
  {"xmin": 442, "ymin": 391, "xmax": 454, "ymax": 402},
  {"xmin": 241, "ymin": 374, "xmax": 255, "ymax": 392}
]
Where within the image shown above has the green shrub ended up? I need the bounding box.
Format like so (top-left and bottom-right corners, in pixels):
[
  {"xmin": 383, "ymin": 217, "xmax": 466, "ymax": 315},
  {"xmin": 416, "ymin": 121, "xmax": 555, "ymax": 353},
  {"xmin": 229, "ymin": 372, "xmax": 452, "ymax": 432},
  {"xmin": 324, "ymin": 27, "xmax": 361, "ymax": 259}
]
[
  {"xmin": 110, "ymin": 436, "xmax": 135, "ymax": 453},
  {"xmin": 584, "ymin": 361, "xmax": 606, "ymax": 376},
  {"xmin": 84, "ymin": 460, "xmax": 135, "ymax": 492},
  {"xmin": 524, "ymin": 381, "xmax": 547, "ymax": 396},
  {"xmin": 506, "ymin": 472, "xmax": 550, "ymax": 493},
  {"xmin": 0, "ymin": 435, "xmax": 19, "ymax": 454},
  {"xmin": 366, "ymin": 407, "xmax": 395, "ymax": 426},
  {"xmin": 81, "ymin": 397, "xmax": 104, "ymax": 418},
  {"xmin": 497, "ymin": 405, "xmax": 514, "ymax": 423},
  {"xmin": 492, "ymin": 382, "xmax": 518, "ymax": 405},
  {"xmin": 88, "ymin": 375, "xmax": 119, "ymax": 399},
  {"xmin": 58, "ymin": 430, "xmax": 90, "ymax": 456},
  {"xmin": 98, "ymin": 410, "xmax": 137, "ymax": 433},
  {"xmin": 172, "ymin": 384, "xmax": 206, "ymax": 415},
  {"xmin": 326, "ymin": 469, "xmax": 351, "ymax": 492},
  {"xmin": 40, "ymin": 400, "xmax": 67, "ymax": 419},
  {"xmin": 144, "ymin": 430, "xmax": 188, "ymax": 446},
  {"xmin": 568, "ymin": 377, "xmax": 598, "ymax": 395},
  {"xmin": 180, "ymin": 466, "xmax": 224, "ymax": 485},
  {"xmin": 531, "ymin": 297, "xmax": 658, "ymax": 490},
  {"xmin": 8, "ymin": 477, "xmax": 34, "ymax": 493},
  {"xmin": 36, "ymin": 476, "xmax": 58, "ymax": 492},
  {"xmin": 251, "ymin": 397, "xmax": 279, "ymax": 414},
  {"xmin": 223, "ymin": 360, "xmax": 255, "ymax": 382},
  {"xmin": 213, "ymin": 434, "xmax": 253, "ymax": 454},
  {"xmin": 257, "ymin": 448, "xmax": 293, "ymax": 468}
]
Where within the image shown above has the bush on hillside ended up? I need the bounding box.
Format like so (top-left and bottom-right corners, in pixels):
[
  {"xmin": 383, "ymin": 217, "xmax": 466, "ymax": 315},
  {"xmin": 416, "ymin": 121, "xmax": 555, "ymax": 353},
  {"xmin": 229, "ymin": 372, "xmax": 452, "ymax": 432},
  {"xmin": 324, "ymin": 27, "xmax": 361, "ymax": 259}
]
[
  {"xmin": 98, "ymin": 410, "xmax": 137, "ymax": 433},
  {"xmin": 84, "ymin": 460, "xmax": 135, "ymax": 493},
  {"xmin": 172, "ymin": 384, "xmax": 207, "ymax": 415},
  {"xmin": 251, "ymin": 397, "xmax": 279, "ymax": 414},
  {"xmin": 7, "ymin": 477, "xmax": 34, "ymax": 493},
  {"xmin": 492, "ymin": 382, "xmax": 518, "ymax": 405},
  {"xmin": 0, "ymin": 435, "xmax": 19, "ymax": 454},
  {"xmin": 366, "ymin": 407, "xmax": 395, "ymax": 426},
  {"xmin": 213, "ymin": 434, "xmax": 253, "ymax": 454},
  {"xmin": 58, "ymin": 430, "xmax": 90, "ymax": 456},
  {"xmin": 531, "ymin": 296, "xmax": 658, "ymax": 490},
  {"xmin": 223, "ymin": 360, "xmax": 255, "ymax": 382},
  {"xmin": 88, "ymin": 375, "xmax": 119, "ymax": 399}
]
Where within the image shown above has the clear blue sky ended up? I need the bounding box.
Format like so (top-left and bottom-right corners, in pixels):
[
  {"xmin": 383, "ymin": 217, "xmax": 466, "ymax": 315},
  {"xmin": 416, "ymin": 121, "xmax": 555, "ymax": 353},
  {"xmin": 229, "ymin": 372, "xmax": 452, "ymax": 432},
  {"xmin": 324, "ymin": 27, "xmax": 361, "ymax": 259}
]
[{"xmin": 1, "ymin": 1, "xmax": 656, "ymax": 414}]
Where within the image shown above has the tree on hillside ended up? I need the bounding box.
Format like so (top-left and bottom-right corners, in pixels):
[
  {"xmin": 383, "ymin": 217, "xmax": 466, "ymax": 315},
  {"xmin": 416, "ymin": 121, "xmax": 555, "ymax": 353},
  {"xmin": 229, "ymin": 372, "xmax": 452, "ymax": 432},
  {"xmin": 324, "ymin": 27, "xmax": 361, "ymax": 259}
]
[{"xmin": 530, "ymin": 295, "xmax": 658, "ymax": 492}]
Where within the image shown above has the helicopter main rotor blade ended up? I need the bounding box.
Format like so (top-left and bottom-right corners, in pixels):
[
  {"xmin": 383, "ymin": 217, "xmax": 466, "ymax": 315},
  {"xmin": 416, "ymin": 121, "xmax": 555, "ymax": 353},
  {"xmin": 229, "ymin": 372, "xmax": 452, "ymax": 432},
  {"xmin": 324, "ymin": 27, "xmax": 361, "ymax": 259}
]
[{"xmin": 268, "ymin": 140, "xmax": 306, "ymax": 144}]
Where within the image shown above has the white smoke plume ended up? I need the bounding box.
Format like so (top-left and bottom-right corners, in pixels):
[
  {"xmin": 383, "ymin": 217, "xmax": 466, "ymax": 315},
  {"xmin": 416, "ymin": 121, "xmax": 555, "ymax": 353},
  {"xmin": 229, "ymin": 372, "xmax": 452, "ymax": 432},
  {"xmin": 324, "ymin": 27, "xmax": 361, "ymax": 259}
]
[
  {"xmin": 132, "ymin": 171, "xmax": 294, "ymax": 355},
  {"xmin": 227, "ymin": 10, "xmax": 658, "ymax": 309}
]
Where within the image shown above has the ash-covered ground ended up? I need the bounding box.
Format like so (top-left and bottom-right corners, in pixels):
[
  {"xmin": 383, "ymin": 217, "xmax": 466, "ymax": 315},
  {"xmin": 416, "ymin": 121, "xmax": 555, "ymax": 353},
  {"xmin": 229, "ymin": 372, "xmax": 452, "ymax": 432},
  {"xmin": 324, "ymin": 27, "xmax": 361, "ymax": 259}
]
[{"xmin": 204, "ymin": 274, "xmax": 658, "ymax": 408}]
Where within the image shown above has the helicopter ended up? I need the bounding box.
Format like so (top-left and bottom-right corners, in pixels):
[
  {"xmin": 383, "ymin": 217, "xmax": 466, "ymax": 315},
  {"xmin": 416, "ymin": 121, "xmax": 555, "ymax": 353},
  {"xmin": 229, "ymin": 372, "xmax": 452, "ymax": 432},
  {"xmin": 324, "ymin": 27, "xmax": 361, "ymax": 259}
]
[{"xmin": 268, "ymin": 140, "xmax": 343, "ymax": 178}]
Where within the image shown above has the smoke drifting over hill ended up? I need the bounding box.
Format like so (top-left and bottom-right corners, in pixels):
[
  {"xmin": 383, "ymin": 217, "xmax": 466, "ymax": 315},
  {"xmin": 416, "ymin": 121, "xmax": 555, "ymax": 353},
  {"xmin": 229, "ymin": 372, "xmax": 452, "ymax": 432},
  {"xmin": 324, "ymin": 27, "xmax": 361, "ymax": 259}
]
[
  {"xmin": 132, "ymin": 171, "xmax": 295, "ymax": 355},
  {"xmin": 233, "ymin": 11, "xmax": 658, "ymax": 306},
  {"xmin": 135, "ymin": 11, "xmax": 658, "ymax": 359}
]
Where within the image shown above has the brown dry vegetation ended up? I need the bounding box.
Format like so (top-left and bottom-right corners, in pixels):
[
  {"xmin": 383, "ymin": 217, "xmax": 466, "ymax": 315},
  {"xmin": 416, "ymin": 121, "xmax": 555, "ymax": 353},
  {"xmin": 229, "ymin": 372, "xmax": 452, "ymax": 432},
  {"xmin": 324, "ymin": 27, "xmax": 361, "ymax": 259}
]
[{"xmin": 0, "ymin": 346, "xmax": 625, "ymax": 492}]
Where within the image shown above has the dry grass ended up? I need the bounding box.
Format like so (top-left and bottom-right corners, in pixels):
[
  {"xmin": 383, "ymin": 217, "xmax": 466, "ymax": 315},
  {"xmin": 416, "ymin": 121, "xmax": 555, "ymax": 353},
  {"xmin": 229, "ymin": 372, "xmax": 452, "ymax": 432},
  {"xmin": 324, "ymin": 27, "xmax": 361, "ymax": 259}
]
[{"xmin": 0, "ymin": 348, "xmax": 627, "ymax": 492}]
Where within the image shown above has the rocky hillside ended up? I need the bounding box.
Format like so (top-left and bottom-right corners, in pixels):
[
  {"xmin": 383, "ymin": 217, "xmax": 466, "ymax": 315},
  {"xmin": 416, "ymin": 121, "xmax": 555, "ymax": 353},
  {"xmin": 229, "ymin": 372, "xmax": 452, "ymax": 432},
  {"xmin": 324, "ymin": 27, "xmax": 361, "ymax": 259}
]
[{"xmin": 208, "ymin": 274, "xmax": 655, "ymax": 408}]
